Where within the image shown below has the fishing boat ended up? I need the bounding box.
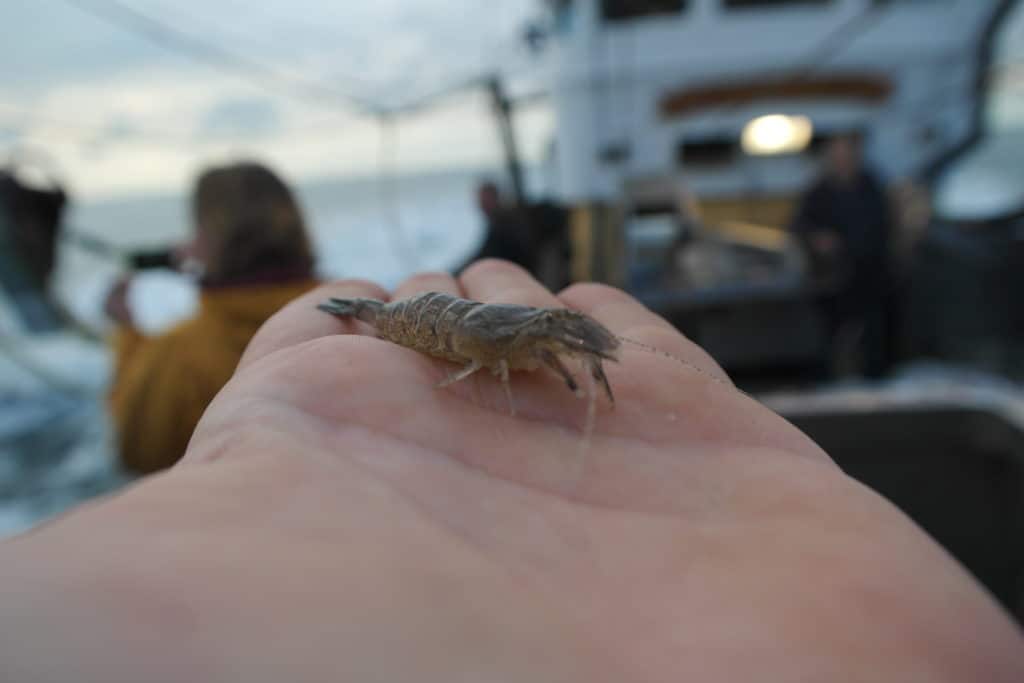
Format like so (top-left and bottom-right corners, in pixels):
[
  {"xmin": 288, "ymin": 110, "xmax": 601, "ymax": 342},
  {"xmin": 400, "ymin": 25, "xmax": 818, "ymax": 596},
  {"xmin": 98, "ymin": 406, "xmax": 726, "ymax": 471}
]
[
  {"xmin": 541, "ymin": 0, "xmax": 1017, "ymax": 281},
  {"xmin": 523, "ymin": 0, "xmax": 1024, "ymax": 378}
]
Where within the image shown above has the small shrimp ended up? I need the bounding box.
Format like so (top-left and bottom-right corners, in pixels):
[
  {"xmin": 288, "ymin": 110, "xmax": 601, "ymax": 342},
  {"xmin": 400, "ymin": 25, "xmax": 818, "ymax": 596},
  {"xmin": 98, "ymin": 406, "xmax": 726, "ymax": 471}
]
[{"xmin": 316, "ymin": 291, "xmax": 619, "ymax": 425}]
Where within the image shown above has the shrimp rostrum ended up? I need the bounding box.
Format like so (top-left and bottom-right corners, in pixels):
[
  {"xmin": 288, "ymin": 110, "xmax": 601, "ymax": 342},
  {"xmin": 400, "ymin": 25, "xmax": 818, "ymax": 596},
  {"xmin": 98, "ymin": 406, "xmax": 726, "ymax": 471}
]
[{"xmin": 317, "ymin": 291, "xmax": 620, "ymax": 415}]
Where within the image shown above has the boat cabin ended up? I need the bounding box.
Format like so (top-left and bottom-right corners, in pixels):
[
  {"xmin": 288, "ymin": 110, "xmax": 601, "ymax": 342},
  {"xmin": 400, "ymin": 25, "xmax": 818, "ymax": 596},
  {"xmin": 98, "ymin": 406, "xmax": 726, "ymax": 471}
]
[{"xmin": 541, "ymin": 0, "xmax": 1016, "ymax": 286}]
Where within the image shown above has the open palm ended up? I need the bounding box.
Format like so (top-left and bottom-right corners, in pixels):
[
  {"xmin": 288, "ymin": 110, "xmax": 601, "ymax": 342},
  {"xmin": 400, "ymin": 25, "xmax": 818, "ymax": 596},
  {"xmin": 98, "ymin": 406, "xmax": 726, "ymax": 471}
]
[{"xmin": 1, "ymin": 260, "xmax": 1020, "ymax": 682}]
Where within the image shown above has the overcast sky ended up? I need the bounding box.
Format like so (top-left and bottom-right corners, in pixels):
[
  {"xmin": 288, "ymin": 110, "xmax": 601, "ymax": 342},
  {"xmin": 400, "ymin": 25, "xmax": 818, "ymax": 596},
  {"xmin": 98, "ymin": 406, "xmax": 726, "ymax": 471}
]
[
  {"xmin": 0, "ymin": 0, "xmax": 547, "ymax": 199},
  {"xmin": 1, "ymin": 0, "xmax": 1021, "ymax": 200}
]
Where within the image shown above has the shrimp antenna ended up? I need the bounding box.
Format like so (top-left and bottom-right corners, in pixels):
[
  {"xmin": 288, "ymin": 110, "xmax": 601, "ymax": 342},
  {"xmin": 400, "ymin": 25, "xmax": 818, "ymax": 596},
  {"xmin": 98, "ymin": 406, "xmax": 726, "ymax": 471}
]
[
  {"xmin": 615, "ymin": 336, "xmax": 762, "ymax": 405},
  {"xmin": 615, "ymin": 336, "xmax": 731, "ymax": 387}
]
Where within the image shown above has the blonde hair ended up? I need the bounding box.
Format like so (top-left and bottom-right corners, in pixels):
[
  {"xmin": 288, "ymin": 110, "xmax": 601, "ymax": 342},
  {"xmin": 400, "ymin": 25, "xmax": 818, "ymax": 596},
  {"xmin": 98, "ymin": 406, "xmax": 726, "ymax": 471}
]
[{"xmin": 192, "ymin": 161, "xmax": 314, "ymax": 284}]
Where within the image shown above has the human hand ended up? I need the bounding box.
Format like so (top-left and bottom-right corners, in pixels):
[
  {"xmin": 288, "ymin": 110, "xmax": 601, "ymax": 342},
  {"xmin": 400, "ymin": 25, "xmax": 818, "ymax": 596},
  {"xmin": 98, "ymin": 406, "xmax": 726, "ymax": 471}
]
[
  {"xmin": 2, "ymin": 260, "xmax": 1020, "ymax": 682},
  {"xmin": 102, "ymin": 274, "xmax": 134, "ymax": 326},
  {"xmin": 171, "ymin": 239, "xmax": 205, "ymax": 276}
]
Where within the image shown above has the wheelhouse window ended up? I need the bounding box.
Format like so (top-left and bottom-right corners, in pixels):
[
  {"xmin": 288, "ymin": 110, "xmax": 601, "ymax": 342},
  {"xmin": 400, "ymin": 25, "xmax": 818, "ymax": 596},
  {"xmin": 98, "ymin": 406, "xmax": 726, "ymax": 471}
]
[
  {"xmin": 601, "ymin": 0, "xmax": 687, "ymax": 22},
  {"xmin": 723, "ymin": 0, "xmax": 833, "ymax": 8}
]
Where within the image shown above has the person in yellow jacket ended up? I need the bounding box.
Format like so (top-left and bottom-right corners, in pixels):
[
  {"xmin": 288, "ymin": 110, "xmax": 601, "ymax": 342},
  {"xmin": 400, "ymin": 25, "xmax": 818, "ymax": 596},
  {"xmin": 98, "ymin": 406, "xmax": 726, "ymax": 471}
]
[{"xmin": 104, "ymin": 162, "xmax": 318, "ymax": 473}]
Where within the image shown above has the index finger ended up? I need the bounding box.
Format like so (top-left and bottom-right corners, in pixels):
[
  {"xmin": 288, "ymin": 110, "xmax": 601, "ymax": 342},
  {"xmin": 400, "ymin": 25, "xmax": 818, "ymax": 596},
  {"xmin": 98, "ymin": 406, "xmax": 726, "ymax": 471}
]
[{"xmin": 238, "ymin": 279, "xmax": 388, "ymax": 371}]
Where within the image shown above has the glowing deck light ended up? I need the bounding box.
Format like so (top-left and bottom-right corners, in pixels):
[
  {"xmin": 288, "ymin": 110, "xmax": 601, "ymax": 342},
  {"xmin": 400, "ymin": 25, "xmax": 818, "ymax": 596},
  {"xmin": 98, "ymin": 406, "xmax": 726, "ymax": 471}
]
[{"xmin": 741, "ymin": 114, "xmax": 814, "ymax": 156}]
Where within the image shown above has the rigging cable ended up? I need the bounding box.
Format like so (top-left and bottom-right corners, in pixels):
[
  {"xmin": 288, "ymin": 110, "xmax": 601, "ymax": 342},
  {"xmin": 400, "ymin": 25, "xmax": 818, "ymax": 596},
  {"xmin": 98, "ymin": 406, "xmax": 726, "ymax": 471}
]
[
  {"xmin": 54, "ymin": 0, "xmax": 382, "ymax": 115},
  {"xmin": 44, "ymin": 1, "xmax": 543, "ymax": 275},
  {"xmin": 786, "ymin": 2, "xmax": 889, "ymax": 78}
]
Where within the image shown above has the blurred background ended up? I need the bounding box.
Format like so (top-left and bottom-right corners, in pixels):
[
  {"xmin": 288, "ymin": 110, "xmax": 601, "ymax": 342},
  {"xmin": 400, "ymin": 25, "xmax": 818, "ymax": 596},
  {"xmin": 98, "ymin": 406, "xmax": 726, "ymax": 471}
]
[{"xmin": 2, "ymin": 0, "xmax": 1023, "ymax": 622}]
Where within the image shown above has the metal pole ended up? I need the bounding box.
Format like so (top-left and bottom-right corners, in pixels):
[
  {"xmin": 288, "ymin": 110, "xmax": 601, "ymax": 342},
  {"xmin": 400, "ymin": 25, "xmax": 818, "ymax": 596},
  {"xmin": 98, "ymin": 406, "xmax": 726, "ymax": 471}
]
[{"xmin": 487, "ymin": 76, "xmax": 527, "ymax": 207}]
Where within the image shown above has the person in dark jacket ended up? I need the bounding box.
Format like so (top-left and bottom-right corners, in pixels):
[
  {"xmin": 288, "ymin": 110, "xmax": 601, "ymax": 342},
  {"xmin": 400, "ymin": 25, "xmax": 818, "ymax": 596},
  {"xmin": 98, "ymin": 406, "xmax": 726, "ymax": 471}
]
[
  {"xmin": 791, "ymin": 133, "xmax": 892, "ymax": 378},
  {"xmin": 471, "ymin": 181, "xmax": 535, "ymax": 272}
]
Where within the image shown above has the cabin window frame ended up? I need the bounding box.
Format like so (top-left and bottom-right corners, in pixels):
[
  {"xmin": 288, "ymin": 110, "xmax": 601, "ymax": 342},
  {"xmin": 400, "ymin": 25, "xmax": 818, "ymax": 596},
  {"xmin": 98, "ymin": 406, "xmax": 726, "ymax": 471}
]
[
  {"xmin": 721, "ymin": 0, "xmax": 835, "ymax": 10},
  {"xmin": 599, "ymin": 0, "xmax": 689, "ymax": 23}
]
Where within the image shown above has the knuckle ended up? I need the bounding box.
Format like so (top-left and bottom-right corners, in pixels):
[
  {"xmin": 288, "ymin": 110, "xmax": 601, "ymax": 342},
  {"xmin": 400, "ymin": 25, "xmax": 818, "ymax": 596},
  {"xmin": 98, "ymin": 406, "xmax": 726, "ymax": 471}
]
[
  {"xmin": 463, "ymin": 258, "xmax": 529, "ymax": 279},
  {"xmin": 403, "ymin": 271, "xmax": 449, "ymax": 286},
  {"xmin": 560, "ymin": 281, "xmax": 633, "ymax": 304},
  {"xmin": 322, "ymin": 278, "xmax": 387, "ymax": 295}
]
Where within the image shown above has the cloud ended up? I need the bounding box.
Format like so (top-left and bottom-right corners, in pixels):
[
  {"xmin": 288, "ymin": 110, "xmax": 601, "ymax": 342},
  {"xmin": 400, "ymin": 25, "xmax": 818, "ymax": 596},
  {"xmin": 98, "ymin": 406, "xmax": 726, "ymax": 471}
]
[
  {"xmin": 0, "ymin": 1, "xmax": 176, "ymax": 91},
  {"xmin": 99, "ymin": 117, "xmax": 141, "ymax": 142},
  {"xmin": 0, "ymin": 125, "xmax": 24, "ymax": 145},
  {"xmin": 2, "ymin": 1, "xmax": 540, "ymax": 107},
  {"xmin": 2, "ymin": 62, "xmax": 553, "ymax": 200},
  {"xmin": 195, "ymin": 97, "xmax": 283, "ymax": 140}
]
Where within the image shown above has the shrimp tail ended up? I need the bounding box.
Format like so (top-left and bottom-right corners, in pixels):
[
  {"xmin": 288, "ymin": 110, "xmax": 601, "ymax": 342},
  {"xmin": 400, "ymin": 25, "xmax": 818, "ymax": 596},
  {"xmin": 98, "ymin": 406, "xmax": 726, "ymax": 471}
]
[{"xmin": 317, "ymin": 298, "xmax": 384, "ymax": 325}]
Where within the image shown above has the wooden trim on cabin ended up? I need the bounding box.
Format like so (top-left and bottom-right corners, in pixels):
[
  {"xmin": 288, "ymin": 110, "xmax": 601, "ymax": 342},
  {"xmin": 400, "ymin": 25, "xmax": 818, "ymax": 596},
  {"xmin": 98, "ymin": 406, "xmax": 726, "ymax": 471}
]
[
  {"xmin": 569, "ymin": 204, "xmax": 627, "ymax": 286},
  {"xmin": 697, "ymin": 195, "xmax": 798, "ymax": 232},
  {"xmin": 660, "ymin": 74, "xmax": 893, "ymax": 118}
]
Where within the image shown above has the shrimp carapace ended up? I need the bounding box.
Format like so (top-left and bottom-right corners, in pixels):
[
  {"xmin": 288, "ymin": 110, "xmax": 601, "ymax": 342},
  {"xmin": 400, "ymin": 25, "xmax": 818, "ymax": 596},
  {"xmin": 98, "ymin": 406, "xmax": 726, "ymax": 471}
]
[{"xmin": 317, "ymin": 291, "xmax": 620, "ymax": 406}]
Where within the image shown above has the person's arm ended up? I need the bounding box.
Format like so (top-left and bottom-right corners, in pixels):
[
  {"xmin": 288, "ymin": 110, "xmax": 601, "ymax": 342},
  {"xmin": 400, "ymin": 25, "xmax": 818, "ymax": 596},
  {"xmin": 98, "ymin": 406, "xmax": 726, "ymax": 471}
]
[
  {"xmin": 2, "ymin": 261, "xmax": 1021, "ymax": 682},
  {"xmin": 790, "ymin": 185, "xmax": 845, "ymax": 286}
]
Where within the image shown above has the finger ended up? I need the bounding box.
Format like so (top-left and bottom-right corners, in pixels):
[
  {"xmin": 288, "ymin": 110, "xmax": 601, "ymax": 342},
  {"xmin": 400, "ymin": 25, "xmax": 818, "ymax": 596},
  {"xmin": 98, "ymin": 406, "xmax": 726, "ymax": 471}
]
[
  {"xmin": 239, "ymin": 279, "xmax": 389, "ymax": 371},
  {"xmin": 558, "ymin": 282, "xmax": 732, "ymax": 385},
  {"xmin": 547, "ymin": 285, "xmax": 816, "ymax": 464},
  {"xmin": 392, "ymin": 271, "xmax": 463, "ymax": 301},
  {"xmin": 459, "ymin": 259, "xmax": 560, "ymax": 308}
]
